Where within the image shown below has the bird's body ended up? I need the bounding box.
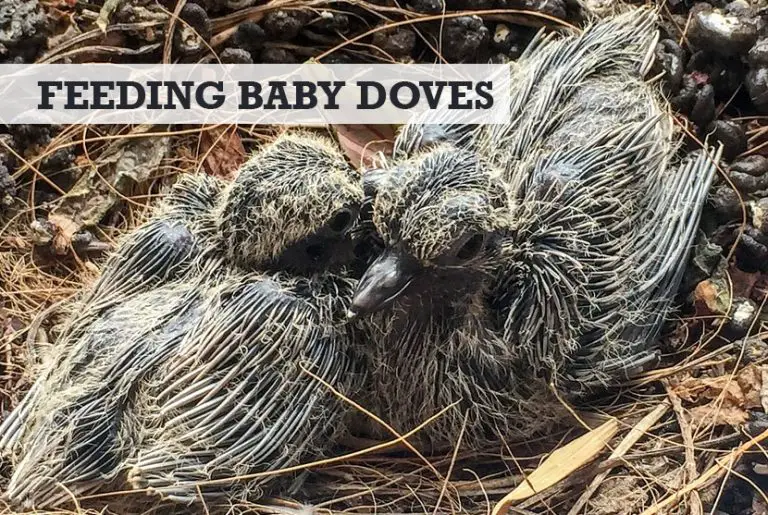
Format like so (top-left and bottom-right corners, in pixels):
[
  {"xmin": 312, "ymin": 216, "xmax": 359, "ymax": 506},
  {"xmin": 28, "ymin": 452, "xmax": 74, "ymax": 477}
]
[
  {"xmin": 0, "ymin": 132, "xmax": 366, "ymax": 509},
  {"xmin": 351, "ymin": 8, "xmax": 719, "ymax": 449}
]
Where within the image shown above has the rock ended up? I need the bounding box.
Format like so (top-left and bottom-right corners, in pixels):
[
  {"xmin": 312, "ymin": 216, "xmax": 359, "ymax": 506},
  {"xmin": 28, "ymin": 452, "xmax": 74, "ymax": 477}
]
[
  {"xmin": 313, "ymin": 11, "xmax": 350, "ymax": 34},
  {"xmin": 653, "ymin": 39, "xmax": 686, "ymax": 95},
  {"xmin": 751, "ymin": 197, "xmax": 768, "ymax": 234},
  {"xmin": 729, "ymin": 297, "xmax": 759, "ymax": 336},
  {"xmin": 710, "ymin": 184, "xmax": 743, "ymax": 220},
  {"xmin": 688, "ymin": 3, "xmax": 758, "ymax": 57},
  {"xmin": 729, "ymin": 156, "xmax": 768, "ymax": 193},
  {"xmin": 372, "ymin": 26, "xmax": 417, "ymax": 58},
  {"xmin": 260, "ymin": 48, "xmax": 297, "ymax": 64},
  {"xmin": 232, "ymin": 22, "xmax": 266, "ymax": 55},
  {"xmin": 173, "ymin": 3, "xmax": 211, "ymax": 56},
  {"xmin": 440, "ymin": 16, "xmax": 490, "ymax": 62},
  {"xmin": 0, "ymin": 0, "xmax": 47, "ymax": 59},
  {"xmin": 748, "ymin": 37, "xmax": 768, "ymax": 67},
  {"xmin": 500, "ymin": 0, "xmax": 566, "ymax": 18},
  {"xmin": 671, "ymin": 74, "xmax": 715, "ymax": 127},
  {"xmin": 0, "ymin": 151, "xmax": 15, "ymax": 210},
  {"xmin": 746, "ymin": 66, "xmax": 768, "ymax": 113},
  {"xmin": 492, "ymin": 23, "xmax": 531, "ymax": 59},
  {"xmin": 738, "ymin": 227, "xmax": 768, "ymax": 271},
  {"xmin": 744, "ymin": 67, "xmax": 768, "ymax": 114},
  {"xmin": 706, "ymin": 120, "xmax": 747, "ymax": 161},
  {"xmin": 408, "ymin": 0, "xmax": 445, "ymax": 13},
  {"xmin": 262, "ymin": 10, "xmax": 310, "ymax": 41},
  {"xmin": 220, "ymin": 48, "xmax": 253, "ymax": 64}
]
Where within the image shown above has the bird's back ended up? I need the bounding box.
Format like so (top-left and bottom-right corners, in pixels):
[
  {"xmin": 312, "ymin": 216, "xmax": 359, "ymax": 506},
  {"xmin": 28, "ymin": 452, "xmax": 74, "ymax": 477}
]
[{"xmin": 484, "ymin": 8, "xmax": 718, "ymax": 392}]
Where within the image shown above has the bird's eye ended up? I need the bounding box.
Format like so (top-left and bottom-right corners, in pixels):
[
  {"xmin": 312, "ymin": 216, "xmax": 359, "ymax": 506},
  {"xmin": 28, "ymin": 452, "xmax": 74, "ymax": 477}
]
[
  {"xmin": 455, "ymin": 233, "xmax": 486, "ymax": 261},
  {"xmin": 328, "ymin": 208, "xmax": 355, "ymax": 233}
]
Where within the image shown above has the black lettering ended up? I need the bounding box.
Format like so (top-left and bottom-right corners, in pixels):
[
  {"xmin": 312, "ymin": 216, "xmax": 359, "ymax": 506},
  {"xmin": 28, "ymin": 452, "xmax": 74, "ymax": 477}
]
[
  {"xmin": 357, "ymin": 81, "xmax": 385, "ymax": 109},
  {"xmin": 64, "ymin": 81, "xmax": 89, "ymax": 109},
  {"xmin": 166, "ymin": 81, "xmax": 193, "ymax": 109},
  {"xmin": 474, "ymin": 81, "xmax": 493, "ymax": 109},
  {"xmin": 390, "ymin": 81, "xmax": 419, "ymax": 109},
  {"xmin": 294, "ymin": 81, "xmax": 317, "ymax": 109},
  {"xmin": 146, "ymin": 81, "xmax": 162, "ymax": 109},
  {"xmin": 91, "ymin": 81, "xmax": 115, "ymax": 109},
  {"xmin": 449, "ymin": 81, "xmax": 472, "ymax": 109},
  {"xmin": 116, "ymin": 81, "xmax": 145, "ymax": 109},
  {"xmin": 419, "ymin": 81, "xmax": 447, "ymax": 109},
  {"xmin": 38, "ymin": 81, "xmax": 63, "ymax": 110},
  {"xmin": 318, "ymin": 81, "xmax": 344, "ymax": 109},
  {"xmin": 238, "ymin": 81, "xmax": 263, "ymax": 109},
  {"xmin": 196, "ymin": 81, "xmax": 224, "ymax": 109},
  {"xmin": 265, "ymin": 81, "xmax": 289, "ymax": 109}
]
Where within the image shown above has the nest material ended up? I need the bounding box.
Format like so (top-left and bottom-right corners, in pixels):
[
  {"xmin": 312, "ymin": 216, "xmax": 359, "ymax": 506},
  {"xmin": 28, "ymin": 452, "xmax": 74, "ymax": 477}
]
[{"xmin": 0, "ymin": 2, "xmax": 766, "ymax": 515}]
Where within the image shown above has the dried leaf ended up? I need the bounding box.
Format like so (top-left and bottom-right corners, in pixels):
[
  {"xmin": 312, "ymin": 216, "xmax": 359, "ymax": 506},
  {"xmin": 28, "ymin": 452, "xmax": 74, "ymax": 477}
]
[
  {"xmin": 48, "ymin": 133, "xmax": 169, "ymax": 254},
  {"xmin": 671, "ymin": 365, "xmax": 765, "ymax": 428},
  {"xmin": 333, "ymin": 124, "xmax": 396, "ymax": 169},
  {"xmin": 492, "ymin": 418, "xmax": 619, "ymax": 514},
  {"xmin": 96, "ymin": 0, "xmax": 121, "ymax": 33},
  {"xmin": 200, "ymin": 127, "xmax": 246, "ymax": 180},
  {"xmin": 693, "ymin": 279, "xmax": 729, "ymax": 316}
]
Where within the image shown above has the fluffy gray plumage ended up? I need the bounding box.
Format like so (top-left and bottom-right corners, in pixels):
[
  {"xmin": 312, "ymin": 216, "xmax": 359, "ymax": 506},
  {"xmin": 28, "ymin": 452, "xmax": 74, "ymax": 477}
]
[
  {"xmin": 350, "ymin": 8, "xmax": 720, "ymax": 450},
  {"xmin": 0, "ymin": 132, "xmax": 365, "ymax": 509}
]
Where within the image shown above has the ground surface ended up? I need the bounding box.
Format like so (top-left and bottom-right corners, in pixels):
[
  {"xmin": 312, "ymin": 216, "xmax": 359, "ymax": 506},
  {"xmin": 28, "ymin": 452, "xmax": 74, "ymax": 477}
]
[{"xmin": 0, "ymin": 0, "xmax": 768, "ymax": 513}]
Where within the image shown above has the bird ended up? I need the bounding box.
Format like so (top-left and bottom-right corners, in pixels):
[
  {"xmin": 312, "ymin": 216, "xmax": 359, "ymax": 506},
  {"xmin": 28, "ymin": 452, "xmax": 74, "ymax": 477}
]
[
  {"xmin": 0, "ymin": 131, "xmax": 367, "ymax": 509},
  {"xmin": 347, "ymin": 8, "xmax": 720, "ymax": 450}
]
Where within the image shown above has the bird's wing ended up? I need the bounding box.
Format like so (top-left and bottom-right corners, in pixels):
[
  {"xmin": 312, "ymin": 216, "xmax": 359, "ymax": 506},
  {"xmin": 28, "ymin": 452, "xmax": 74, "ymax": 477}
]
[
  {"xmin": 1, "ymin": 285, "xmax": 202, "ymax": 509},
  {"xmin": 492, "ymin": 118, "xmax": 718, "ymax": 393},
  {"xmin": 478, "ymin": 8, "xmax": 658, "ymax": 177},
  {"xmin": 84, "ymin": 173, "xmax": 223, "ymax": 306},
  {"xmin": 0, "ymin": 175, "xmax": 222, "ymax": 467},
  {"xmin": 129, "ymin": 275, "xmax": 358, "ymax": 502},
  {"xmin": 565, "ymin": 146, "xmax": 720, "ymax": 392}
]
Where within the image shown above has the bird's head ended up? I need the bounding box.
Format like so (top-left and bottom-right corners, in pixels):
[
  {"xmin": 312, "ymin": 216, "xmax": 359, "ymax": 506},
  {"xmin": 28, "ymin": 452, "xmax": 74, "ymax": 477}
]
[
  {"xmin": 218, "ymin": 131, "xmax": 363, "ymax": 275},
  {"xmin": 349, "ymin": 146, "xmax": 508, "ymax": 317}
]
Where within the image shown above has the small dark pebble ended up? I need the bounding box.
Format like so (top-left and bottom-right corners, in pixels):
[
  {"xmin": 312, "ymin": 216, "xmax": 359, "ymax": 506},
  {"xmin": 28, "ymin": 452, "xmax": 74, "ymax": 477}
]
[
  {"xmin": 312, "ymin": 11, "xmax": 350, "ymax": 34},
  {"xmin": 41, "ymin": 147, "xmax": 75, "ymax": 174},
  {"xmin": 220, "ymin": 48, "xmax": 253, "ymax": 64},
  {"xmin": 0, "ymin": 152, "xmax": 15, "ymax": 209},
  {"xmin": 690, "ymin": 83, "xmax": 716, "ymax": 128},
  {"xmin": 232, "ymin": 22, "xmax": 266, "ymax": 55},
  {"xmin": 688, "ymin": 3, "xmax": 758, "ymax": 57},
  {"xmin": 751, "ymin": 197, "xmax": 768, "ymax": 235},
  {"xmin": 173, "ymin": 3, "xmax": 211, "ymax": 56},
  {"xmin": 408, "ymin": 0, "xmax": 445, "ymax": 13},
  {"xmin": 745, "ymin": 66, "xmax": 768, "ymax": 113},
  {"xmin": 737, "ymin": 227, "xmax": 768, "ymax": 272},
  {"xmin": 499, "ymin": 0, "xmax": 566, "ymax": 18},
  {"xmin": 670, "ymin": 74, "xmax": 715, "ymax": 127},
  {"xmin": 262, "ymin": 10, "xmax": 310, "ymax": 41},
  {"xmin": 748, "ymin": 37, "xmax": 768, "ymax": 68},
  {"xmin": 0, "ymin": 0, "xmax": 47, "ymax": 60},
  {"xmin": 727, "ymin": 297, "xmax": 759, "ymax": 336},
  {"xmin": 440, "ymin": 16, "xmax": 490, "ymax": 62},
  {"xmin": 706, "ymin": 120, "xmax": 747, "ymax": 161},
  {"xmin": 709, "ymin": 184, "xmax": 743, "ymax": 220},
  {"xmin": 681, "ymin": 237, "xmax": 723, "ymax": 292},
  {"xmin": 491, "ymin": 23, "xmax": 531, "ymax": 59},
  {"xmin": 259, "ymin": 48, "xmax": 298, "ymax": 64},
  {"xmin": 371, "ymin": 26, "xmax": 417, "ymax": 59},
  {"xmin": 447, "ymin": 0, "xmax": 494, "ymax": 7},
  {"xmin": 653, "ymin": 39, "xmax": 686, "ymax": 95},
  {"xmin": 729, "ymin": 156, "xmax": 768, "ymax": 193}
]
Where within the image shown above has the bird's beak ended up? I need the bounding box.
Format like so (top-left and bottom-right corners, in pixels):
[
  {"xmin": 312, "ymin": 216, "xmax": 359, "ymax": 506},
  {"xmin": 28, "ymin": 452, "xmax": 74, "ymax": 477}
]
[{"xmin": 348, "ymin": 250, "xmax": 417, "ymax": 319}]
